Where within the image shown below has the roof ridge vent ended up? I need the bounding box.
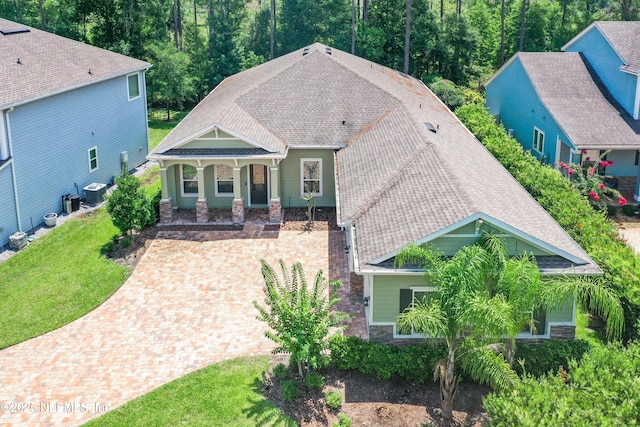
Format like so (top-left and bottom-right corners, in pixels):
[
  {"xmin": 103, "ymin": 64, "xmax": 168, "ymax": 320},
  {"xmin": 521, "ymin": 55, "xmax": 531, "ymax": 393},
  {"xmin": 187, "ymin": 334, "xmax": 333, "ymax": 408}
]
[
  {"xmin": 1, "ymin": 28, "xmax": 30, "ymax": 35},
  {"xmin": 325, "ymin": 47, "xmax": 332, "ymax": 55},
  {"xmin": 302, "ymin": 47, "xmax": 310, "ymax": 56}
]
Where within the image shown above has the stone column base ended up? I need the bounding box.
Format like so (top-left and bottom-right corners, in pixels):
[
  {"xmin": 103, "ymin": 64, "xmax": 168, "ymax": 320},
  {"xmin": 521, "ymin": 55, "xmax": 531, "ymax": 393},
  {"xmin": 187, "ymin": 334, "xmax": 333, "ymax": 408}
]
[
  {"xmin": 196, "ymin": 198, "xmax": 209, "ymax": 224},
  {"xmin": 550, "ymin": 325, "xmax": 576, "ymax": 340},
  {"xmin": 160, "ymin": 198, "xmax": 173, "ymax": 224},
  {"xmin": 232, "ymin": 198, "xmax": 244, "ymax": 225},
  {"xmin": 269, "ymin": 199, "xmax": 282, "ymax": 223}
]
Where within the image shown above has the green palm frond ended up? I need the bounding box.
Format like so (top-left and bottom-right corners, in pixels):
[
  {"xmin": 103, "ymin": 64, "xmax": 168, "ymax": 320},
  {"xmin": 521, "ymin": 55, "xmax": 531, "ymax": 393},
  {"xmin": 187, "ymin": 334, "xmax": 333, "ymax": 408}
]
[
  {"xmin": 397, "ymin": 298, "xmax": 448, "ymax": 341},
  {"xmin": 542, "ymin": 276, "xmax": 623, "ymax": 340},
  {"xmin": 458, "ymin": 340, "xmax": 519, "ymax": 390},
  {"xmin": 461, "ymin": 293, "xmax": 513, "ymax": 339}
]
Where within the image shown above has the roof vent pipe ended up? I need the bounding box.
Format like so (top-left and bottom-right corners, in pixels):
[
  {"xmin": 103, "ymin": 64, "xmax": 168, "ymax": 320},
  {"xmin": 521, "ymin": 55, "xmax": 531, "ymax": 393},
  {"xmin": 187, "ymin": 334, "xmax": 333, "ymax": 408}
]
[
  {"xmin": 325, "ymin": 47, "xmax": 332, "ymax": 55},
  {"xmin": 302, "ymin": 47, "xmax": 310, "ymax": 56}
]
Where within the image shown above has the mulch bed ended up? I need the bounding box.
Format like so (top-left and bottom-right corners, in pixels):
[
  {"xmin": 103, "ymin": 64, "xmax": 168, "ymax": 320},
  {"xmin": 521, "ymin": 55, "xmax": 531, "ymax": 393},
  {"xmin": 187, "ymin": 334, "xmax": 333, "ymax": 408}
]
[{"xmin": 281, "ymin": 207, "xmax": 340, "ymax": 232}]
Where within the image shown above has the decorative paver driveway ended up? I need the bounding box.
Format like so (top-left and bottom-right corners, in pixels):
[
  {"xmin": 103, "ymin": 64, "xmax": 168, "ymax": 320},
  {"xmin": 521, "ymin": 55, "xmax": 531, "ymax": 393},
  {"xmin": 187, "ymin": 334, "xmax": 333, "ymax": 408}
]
[{"xmin": 0, "ymin": 227, "xmax": 356, "ymax": 426}]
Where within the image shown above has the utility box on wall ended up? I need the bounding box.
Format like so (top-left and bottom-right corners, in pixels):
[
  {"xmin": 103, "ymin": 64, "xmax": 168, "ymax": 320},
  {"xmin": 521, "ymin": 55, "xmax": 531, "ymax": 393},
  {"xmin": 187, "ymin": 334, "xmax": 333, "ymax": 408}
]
[{"xmin": 83, "ymin": 183, "xmax": 106, "ymax": 204}]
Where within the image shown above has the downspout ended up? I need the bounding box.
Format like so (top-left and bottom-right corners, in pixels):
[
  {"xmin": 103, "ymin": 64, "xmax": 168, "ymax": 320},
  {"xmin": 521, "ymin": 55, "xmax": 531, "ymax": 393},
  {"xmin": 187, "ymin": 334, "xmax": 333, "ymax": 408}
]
[
  {"xmin": 6, "ymin": 107, "xmax": 22, "ymax": 232},
  {"xmin": 142, "ymin": 69, "xmax": 151, "ymax": 157},
  {"xmin": 634, "ymin": 74, "xmax": 640, "ymax": 120}
]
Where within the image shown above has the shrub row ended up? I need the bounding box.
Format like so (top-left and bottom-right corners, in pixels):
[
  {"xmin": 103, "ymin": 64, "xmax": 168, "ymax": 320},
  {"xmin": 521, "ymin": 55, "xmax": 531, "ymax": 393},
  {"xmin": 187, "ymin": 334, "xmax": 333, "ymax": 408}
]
[
  {"xmin": 456, "ymin": 102, "xmax": 640, "ymax": 341},
  {"xmin": 329, "ymin": 336, "xmax": 588, "ymax": 381}
]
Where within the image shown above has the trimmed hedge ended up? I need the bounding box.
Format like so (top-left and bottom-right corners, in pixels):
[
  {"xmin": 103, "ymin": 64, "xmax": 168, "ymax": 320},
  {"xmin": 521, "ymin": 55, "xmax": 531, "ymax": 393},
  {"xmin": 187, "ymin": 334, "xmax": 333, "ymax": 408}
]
[
  {"xmin": 329, "ymin": 336, "xmax": 588, "ymax": 381},
  {"xmin": 456, "ymin": 102, "xmax": 640, "ymax": 341}
]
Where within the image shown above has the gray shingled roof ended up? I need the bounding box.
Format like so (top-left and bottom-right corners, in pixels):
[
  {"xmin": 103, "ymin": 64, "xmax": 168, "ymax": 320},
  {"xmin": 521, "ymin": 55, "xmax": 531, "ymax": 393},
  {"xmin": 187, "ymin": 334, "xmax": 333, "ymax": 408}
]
[
  {"xmin": 0, "ymin": 18, "xmax": 149, "ymax": 109},
  {"xmin": 152, "ymin": 43, "xmax": 600, "ymax": 274},
  {"xmin": 594, "ymin": 21, "xmax": 640, "ymax": 74},
  {"xmin": 517, "ymin": 52, "xmax": 640, "ymax": 149}
]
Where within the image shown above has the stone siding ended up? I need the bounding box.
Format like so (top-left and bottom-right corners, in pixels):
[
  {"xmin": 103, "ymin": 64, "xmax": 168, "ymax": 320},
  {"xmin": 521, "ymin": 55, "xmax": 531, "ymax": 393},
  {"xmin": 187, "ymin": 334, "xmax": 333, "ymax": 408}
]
[
  {"xmin": 159, "ymin": 198, "xmax": 173, "ymax": 224},
  {"xmin": 269, "ymin": 199, "xmax": 282, "ymax": 223},
  {"xmin": 232, "ymin": 199, "xmax": 244, "ymax": 225},
  {"xmin": 196, "ymin": 199, "xmax": 209, "ymax": 224}
]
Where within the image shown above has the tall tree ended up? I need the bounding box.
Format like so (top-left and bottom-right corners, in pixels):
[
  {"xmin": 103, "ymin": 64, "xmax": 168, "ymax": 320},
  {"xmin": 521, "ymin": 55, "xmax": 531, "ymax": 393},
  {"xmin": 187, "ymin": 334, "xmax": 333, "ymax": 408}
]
[
  {"xmin": 173, "ymin": 0, "xmax": 184, "ymax": 50},
  {"xmin": 404, "ymin": 0, "xmax": 412, "ymax": 74},
  {"xmin": 518, "ymin": 0, "xmax": 527, "ymax": 51}
]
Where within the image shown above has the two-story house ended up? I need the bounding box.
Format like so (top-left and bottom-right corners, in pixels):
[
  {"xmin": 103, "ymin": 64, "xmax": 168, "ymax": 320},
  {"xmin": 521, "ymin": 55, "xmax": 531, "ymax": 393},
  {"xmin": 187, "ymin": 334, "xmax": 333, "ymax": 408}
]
[
  {"xmin": 0, "ymin": 18, "xmax": 150, "ymax": 248},
  {"xmin": 485, "ymin": 21, "xmax": 640, "ymax": 201}
]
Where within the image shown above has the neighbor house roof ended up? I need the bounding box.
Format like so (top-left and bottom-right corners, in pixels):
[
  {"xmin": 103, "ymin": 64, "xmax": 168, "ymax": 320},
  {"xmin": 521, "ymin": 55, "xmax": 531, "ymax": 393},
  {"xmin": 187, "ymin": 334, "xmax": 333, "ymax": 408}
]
[
  {"xmin": 0, "ymin": 18, "xmax": 150, "ymax": 109},
  {"xmin": 563, "ymin": 21, "xmax": 640, "ymax": 75},
  {"xmin": 514, "ymin": 52, "xmax": 640, "ymax": 150},
  {"xmin": 152, "ymin": 43, "xmax": 601, "ymax": 275}
]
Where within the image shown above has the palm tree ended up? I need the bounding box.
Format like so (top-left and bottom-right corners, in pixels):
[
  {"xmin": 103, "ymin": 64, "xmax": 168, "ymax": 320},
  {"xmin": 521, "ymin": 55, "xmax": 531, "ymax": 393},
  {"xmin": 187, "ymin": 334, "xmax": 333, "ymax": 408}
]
[{"xmin": 395, "ymin": 244, "xmax": 518, "ymax": 424}]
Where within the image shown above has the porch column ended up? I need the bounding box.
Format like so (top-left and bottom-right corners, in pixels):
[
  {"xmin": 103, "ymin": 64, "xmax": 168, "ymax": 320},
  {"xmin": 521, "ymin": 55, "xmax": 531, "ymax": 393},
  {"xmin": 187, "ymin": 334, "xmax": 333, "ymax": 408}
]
[
  {"xmin": 159, "ymin": 167, "xmax": 172, "ymax": 224},
  {"xmin": 196, "ymin": 167, "xmax": 208, "ymax": 224},
  {"xmin": 269, "ymin": 165, "xmax": 281, "ymax": 223},
  {"xmin": 232, "ymin": 166, "xmax": 244, "ymax": 224}
]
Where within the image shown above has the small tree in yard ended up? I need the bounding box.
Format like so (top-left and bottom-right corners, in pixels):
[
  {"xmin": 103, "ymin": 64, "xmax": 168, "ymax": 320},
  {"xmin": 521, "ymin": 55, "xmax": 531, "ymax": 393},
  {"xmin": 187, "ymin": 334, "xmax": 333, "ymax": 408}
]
[
  {"xmin": 253, "ymin": 260, "xmax": 346, "ymax": 379},
  {"xmin": 105, "ymin": 173, "xmax": 155, "ymax": 238}
]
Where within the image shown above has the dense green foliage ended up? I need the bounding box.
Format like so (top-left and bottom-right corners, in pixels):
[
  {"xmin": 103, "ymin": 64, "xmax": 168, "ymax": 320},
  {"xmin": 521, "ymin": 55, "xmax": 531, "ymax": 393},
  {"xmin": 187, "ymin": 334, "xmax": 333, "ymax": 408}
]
[
  {"xmin": 456, "ymin": 102, "xmax": 640, "ymax": 342},
  {"xmin": 105, "ymin": 173, "xmax": 157, "ymax": 237},
  {"xmin": 484, "ymin": 342, "xmax": 640, "ymax": 426},
  {"xmin": 3, "ymin": 0, "xmax": 636, "ymax": 114},
  {"xmin": 253, "ymin": 261, "xmax": 345, "ymax": 378},
  {"xmin": 87, "ymin": 356, "xmax": 296, "ymax": 426},
  {"xmin": 513, "ymin": 339, "xmax": 592, "ymax": 377}
]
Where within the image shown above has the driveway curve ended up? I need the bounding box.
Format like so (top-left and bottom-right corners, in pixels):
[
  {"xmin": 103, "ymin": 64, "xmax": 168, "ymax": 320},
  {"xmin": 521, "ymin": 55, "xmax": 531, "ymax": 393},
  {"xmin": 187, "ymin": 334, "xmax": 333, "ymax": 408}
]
[{"xmin": 0, "ymin": 228, "xmax": 333, "ymax": 425}]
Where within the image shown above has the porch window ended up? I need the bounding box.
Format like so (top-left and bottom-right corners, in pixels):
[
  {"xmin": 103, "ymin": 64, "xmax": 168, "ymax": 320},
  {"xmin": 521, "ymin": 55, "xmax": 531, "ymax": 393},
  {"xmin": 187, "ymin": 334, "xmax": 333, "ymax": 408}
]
[
  {"xmin": 127, "ymin": 73, "xmax": 140, "ymax": 100},
  {"xmin": 181, "ymin": 164, "xmax": 198, "ymax": 197},
  {"xmin": 521, "ymin": 307, "xmax": 547, "ymax": 336},
  {"xmin": 215, "ymin": 164, "xmax": 234, "ymax": 196},
  {"xmin": 88, "ymin": 146, "xmax": 99, "ymax": 172},
  {"xmin": 398, "ymin": 287, "xmax": 435, "ymax": 336},
  {"xmin": 533, "ymin": 127, "xmax": 544, "ymax": 154},
  {"xmin": 301, "ymin": 158, "xmax": 322, "ymax": 196}
]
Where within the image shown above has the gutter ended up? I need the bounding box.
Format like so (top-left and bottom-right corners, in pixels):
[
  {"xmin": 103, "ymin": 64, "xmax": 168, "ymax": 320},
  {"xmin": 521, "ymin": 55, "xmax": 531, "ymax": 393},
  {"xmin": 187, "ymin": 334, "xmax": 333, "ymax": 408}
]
[{"xmin": 5, "ymin": 107, "xmax": 22, "ymax": 232}]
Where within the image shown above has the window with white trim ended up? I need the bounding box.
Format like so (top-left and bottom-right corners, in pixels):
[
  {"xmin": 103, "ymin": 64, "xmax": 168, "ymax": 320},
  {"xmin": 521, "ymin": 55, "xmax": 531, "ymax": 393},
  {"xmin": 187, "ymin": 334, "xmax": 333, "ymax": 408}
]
[
  {"xmin": 181, "ymin": 164, "xmax": 198, "ymax": 197},
  {"xmin": 521, "ymin": 307, "xmax": 546, "ymax": 336},
  {"xmin": 127, "ymin": 73, "xmax": 140, "ymax": 100},
  {"xmin": 398, "ymin": 287, "xmax": 435, "ymax": 336},
  {"xmin": 215, "ymin": 164, "xmax": 234, "ymax": 196},
  {"xmin": 88, "ymin": 146, "xmax": 99, "ymax": 172},
  {"xmin": 300, "ymin": 158, "xmax": 322, "ymax": 196},
  {"xmin": 533, "ymin": 127, "xmax": 545, "ymax": 153}
]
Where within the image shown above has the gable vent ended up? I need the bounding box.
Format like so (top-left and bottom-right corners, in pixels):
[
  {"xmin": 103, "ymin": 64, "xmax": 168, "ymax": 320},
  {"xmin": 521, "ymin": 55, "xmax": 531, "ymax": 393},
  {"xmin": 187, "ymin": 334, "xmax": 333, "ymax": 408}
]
[
  {"xmin": 1, "ymin": 28, "xmax": 30, "ymax": 35},
  {"xmin": 424, "ymin": 122, "xmax": 437, "ymax": 133},
  {"xmin": 325, "ymin": 47, "xmax": 332, "ymax": 55},
  {"xmin": 302, "ymin": 47, "xmax": 310, "ymax": 56}
]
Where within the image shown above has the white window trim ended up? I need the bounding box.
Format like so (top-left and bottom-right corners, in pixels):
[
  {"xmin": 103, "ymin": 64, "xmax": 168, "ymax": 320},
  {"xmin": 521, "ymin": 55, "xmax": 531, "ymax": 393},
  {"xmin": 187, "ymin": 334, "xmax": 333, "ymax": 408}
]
[
  {"xmin": 127, "ymin": 72, "xmax": 141, "ymax": 101},
  {"xmin": 396, "ymin": 286, "xmax": 437, "ymax": 337},
  {"xmin": 533, "ymin": 127, "xmax": 545, "ymax": 154},
  {"xmin": 180, "ymin": 164, "xmax": 198, "ymax": 197},
  {"xmin": 300, "ymin": 158, "xmax": 323, "ymax": 197},
  {"xmin": 0, "ymin": 111, "xmax": 7, "ymax": 160},
  {"xmin": 88, "ymin": 146, "xmax": 99, "ymax": 173},
  {"xmin": 214, "ymin": 164, "xmax": 234, "ymax": 197}
]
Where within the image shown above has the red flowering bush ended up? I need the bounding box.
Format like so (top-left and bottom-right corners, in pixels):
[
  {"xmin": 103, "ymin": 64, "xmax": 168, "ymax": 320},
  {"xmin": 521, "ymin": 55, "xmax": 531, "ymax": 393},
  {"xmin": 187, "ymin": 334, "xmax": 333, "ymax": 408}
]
[{"xmin": 555, "ymin": 151, "xmax": 626, "ymax": 209}]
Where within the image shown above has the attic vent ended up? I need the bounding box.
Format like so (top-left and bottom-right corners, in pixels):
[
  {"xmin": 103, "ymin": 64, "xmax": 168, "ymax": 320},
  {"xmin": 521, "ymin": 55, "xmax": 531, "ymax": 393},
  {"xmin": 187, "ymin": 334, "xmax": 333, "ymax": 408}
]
[
  {"xmin": 424, "ymin": 122, "xmax": 437, "ymax": 133},
  {"xmin": 1, "ymin": 28, "xmax": 30, "ymax": 35},
  {"xmin": 325, "ymin": 47, "xmax": 332, "ymax": 55},
  {"xmin": 302, "ymin": 47, "xmax": 310, "ymax": 56}
]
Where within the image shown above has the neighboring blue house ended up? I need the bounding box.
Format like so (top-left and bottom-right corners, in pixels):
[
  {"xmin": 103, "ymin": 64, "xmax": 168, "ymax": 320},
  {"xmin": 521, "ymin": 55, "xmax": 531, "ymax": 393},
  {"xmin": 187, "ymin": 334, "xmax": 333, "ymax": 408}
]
[
  {"xmin": 486, "ymin": 21, "xmax": 640, "ymax": 201},
  {"xmin": 0, "ymin": 18, "xmax": 150, "ymax": 247}
]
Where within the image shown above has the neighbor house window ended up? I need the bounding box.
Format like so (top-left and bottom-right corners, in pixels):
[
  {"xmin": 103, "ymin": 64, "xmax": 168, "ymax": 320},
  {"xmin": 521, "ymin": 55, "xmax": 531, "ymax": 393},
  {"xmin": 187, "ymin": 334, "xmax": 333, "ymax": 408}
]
[
  {"xmin": 88, "ymin": 146, "xmax": 98, "ymax": 172},
  {"xmin": 215, "ymin": 164, "xmax": 234, "ymax": 196},
  {"xmin": 127, "ymin": 73, "xmax": 140, "ymax": 100},
  {"xmin": 181, "ymin": 164, "xmax": 198, "ymax": 197},
  {"xmin": 300, "ymin": 158, "xmax": 322, "ymax": 196},
  {"xmin": 521, "ymin": 308, "xmax": 547, "ymax": 336},
  {"xmin": 533, "ymin": 127, "xmax": 545, "ymax": 154}
]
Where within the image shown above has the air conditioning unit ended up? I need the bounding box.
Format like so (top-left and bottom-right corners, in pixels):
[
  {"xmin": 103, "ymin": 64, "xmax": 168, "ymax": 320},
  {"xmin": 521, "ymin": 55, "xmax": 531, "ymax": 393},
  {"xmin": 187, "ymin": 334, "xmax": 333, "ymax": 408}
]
[
  {"xmin": 83, "ymin": 183, "xmax": 107, "ymax": 204},
  {"xmin": 9, "ymin": 231, "xmax": 28, "ymax": 250}
]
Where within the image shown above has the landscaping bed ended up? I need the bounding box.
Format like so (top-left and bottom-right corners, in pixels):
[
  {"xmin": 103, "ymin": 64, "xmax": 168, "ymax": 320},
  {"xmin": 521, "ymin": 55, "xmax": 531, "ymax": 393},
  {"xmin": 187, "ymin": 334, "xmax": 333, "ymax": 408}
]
[{"xmin": 281, "ymin": 207, "xmax": 340, "ymax": 231}]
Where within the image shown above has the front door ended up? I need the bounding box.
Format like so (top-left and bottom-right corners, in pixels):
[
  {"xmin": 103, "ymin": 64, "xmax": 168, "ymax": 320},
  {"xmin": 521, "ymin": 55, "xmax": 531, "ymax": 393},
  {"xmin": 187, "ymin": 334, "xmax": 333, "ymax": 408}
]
[{"xmin": 250, "ymin": 164, "xmax": 268, "ymax": 205}]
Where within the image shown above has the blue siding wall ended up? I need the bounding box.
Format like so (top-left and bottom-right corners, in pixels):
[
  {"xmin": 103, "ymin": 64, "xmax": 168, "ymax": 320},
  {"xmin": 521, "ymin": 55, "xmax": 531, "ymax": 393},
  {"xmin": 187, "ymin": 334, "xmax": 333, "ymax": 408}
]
[
  {"xmin": 5, "ymin": 72, "xmax": 148, "ymax": 241},
  {"xmin": 565, "ymin": 27, "xmax": 637, "ymax": 117},
  {"xmin": 0, "ymin": 166, "xmax": 18, "ymax": 246},
  {"xmin": 607, "ymin": 150, "xmax": 638, "ymax": 176},
  {"xmin": 486, "ymin": 57, "xmax": 571, "ymax": 165}
]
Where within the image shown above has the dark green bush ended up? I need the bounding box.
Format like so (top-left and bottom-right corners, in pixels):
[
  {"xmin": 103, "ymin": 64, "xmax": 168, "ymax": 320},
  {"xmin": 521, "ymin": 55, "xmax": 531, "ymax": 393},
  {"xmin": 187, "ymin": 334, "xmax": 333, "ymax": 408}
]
[
  {"xmin": 606, "ymin": 204, "xmax": 618, "ymax": 217},
  {"xmin": 456, "ymin": 102, "xmax": 640, "ymax": 342},
  {"xmin": 622, "ymin": 203, "xmax": 638, "ymax": 217},
  {"xmin": 280, "ymin": 379, "xmax": 300, "ymax": 402},
  {"xmin": 428, "ymin": 79, "xmax": 465, "ymax": 110},
  {"xmin": 120, "ymin": 237, "xmax": 132, "ymax": 248},
  {"xmin": 100, "ymin": 241, "xmax": 115, "ymax": 255},
  {"xmin": 273, "ymin": 363, "xmax": 289, "ymax": 380},
  {"xmin": 329, "ymin": 335, "xmax": 447, "ymax": 382},
  {"xmin": 484, "ymin": 342, "xmax": 640, "ymax": 426},
  {"xmin": 305, "ymin": 371, "xmax": 324, "ymax": 389},
  {"xmin": 325, "ymin": 390, "xmax": 343, "ymax": 409},
  {"xmin": 514, "ymin": 339, "xmax": 591, "ymax": 378}
]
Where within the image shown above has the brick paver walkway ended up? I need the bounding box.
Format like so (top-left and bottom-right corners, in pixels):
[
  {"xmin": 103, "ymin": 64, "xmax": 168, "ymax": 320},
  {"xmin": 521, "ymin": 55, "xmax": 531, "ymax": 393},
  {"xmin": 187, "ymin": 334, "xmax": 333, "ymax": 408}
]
[{"xmin": 0, "ymin": 227, "xmax": 359, "ymax": 426}]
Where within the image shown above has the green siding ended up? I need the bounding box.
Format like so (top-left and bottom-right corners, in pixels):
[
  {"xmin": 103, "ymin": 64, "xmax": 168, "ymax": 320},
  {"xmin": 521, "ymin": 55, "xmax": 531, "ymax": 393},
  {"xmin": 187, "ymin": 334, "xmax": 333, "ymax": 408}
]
[
  {"xmin": 372, "ymin": 275, "xmax": 428, "ymax": 323},
  {"xmin": 547, "ymin": 296, "xmax": 574, "ymax": 323},
  {"xmin": 279, "ymin": 149, "xmax": 336, "ymax": 207}
]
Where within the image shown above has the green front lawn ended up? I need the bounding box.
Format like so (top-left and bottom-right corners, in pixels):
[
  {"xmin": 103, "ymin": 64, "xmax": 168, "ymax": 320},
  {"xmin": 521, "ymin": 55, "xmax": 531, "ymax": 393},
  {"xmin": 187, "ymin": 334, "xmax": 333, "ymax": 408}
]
[
  {"xmin": 85, "ymin": 356, "xmax": 295, "ymax": 426},
  {"xmin": 0, "ymin": 209, "xmax": 130, "ymax": 349}
]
